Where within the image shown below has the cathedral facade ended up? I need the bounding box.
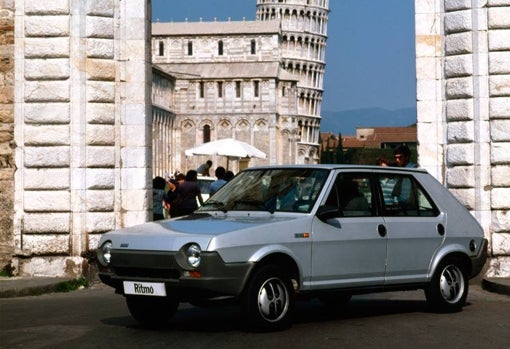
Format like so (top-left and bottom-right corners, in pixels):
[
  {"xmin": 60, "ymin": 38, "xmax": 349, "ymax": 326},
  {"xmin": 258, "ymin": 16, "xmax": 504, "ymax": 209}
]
[{"xmin": 151, "ymin": 0, "xmax": 329, "ymax": 174}]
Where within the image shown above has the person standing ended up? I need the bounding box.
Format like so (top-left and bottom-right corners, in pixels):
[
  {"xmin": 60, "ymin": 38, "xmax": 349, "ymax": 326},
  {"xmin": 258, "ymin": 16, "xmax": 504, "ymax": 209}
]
[
  {"xmin": 152, "ymin": 176, "xmax": 167, "ymax": 221},
  {"xmin": 224, "ymin": 170, "xmax": 234, "ymax": 182},
  {"xmin": 376, "ymin": 157, "xmax": 397, "ymax": 206},
  {"xmin": 174, "ymin": 170, "xmax": 204, "ymax": 216},
  {"xmin": 392, "ymin": 144, "xmax": 417, "ymax": 209},
  {"xmin": 209, "ymin": 166, "xmax": 227, "ymax": 195},
  {"xmin": 394, "ymin": 144, "xmax": 417, "ymax": 168},
  {"xmin": 376, "ymin": 156, "xmax": 396, "ymax": 167},
  {"xmin": 164, "ymin": 173, "xmax": 185, "ymax": 218},
  {"xmin": 197, "ymin": 160, "xmax": 213, "ymax": 176}
]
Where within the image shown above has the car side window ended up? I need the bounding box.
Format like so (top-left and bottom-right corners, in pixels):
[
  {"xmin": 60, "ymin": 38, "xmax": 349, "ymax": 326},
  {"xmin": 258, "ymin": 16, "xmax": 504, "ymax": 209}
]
[
  {"xmin": 325, "ymin": 173, "xmax": 374, "ymax": 217},
  {"xmin": 377, "ymin": 173, "xmax": 439, "ymax": 217}
]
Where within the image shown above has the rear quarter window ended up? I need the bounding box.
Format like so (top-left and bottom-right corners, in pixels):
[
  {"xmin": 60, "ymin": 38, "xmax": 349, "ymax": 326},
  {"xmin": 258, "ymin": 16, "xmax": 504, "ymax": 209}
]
[{"xmin": 376, "ymin": 173, "xmax": 439, "ymax": 217}]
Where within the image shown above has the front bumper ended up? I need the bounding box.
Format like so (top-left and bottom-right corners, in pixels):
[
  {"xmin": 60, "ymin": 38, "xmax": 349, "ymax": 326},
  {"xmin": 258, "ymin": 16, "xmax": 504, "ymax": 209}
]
[{"xmin": 98, "ymin": 249, "xmax": 254, "ymax": 301}]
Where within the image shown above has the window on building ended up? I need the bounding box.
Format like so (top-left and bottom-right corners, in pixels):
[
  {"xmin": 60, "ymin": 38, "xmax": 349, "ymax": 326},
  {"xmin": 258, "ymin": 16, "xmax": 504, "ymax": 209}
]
[
  {"xmin": 251, "ymin": 39, "xmax": 256, "ymax": 54},
  {"xmin": 218, "ymin": 40, "xmax": 224, "ymax": 55},
  {"xmin": 199, "ymin": 81, "xmax": 205, "ymax": 98},
  {"xmin": 254, "ymin": 80, "xmax": 260, "ymax": 97},
  {"xmin": 158, "ymin": 41, "xmax": 164, "ymax": 56},
  {"xmin": 217, "ymin": 81, "xmax": 223, "ymax": 98},
  {"xmin": 282, "ymin": 86, "xmax": 286, "ymax": 97},
  {"xmin": 235, "ymin": 81, "xmax": 241, "ymax": 98},
  {"xmin": 187, "ymin": 41, "xmax": 193, "ymax": 56},
  {"xmin": 203, "ymin": 125, "xmax": 211, "ymax": 143}
]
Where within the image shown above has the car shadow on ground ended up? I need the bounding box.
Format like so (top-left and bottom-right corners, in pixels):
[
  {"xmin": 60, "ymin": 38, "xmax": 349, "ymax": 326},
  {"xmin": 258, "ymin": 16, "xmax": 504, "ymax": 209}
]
[{"xmin": 100, "ymin": 295, "xmax": 468, "ymax": 332}]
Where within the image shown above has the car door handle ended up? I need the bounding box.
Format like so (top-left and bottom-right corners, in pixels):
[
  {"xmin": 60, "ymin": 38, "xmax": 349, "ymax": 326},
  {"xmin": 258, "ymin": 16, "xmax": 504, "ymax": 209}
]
[{"xmin": 378, "ymin": 224, "xmax": 387, "ymax": 237}]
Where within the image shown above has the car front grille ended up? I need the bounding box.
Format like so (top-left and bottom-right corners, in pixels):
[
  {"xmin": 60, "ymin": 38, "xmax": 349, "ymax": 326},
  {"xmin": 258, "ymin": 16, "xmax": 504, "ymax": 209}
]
[
  {"xmin": 110, "ymin": 249, "xmax": 181, "ymax": 280},
  {"xmin": 114, "ymin": 266, "xmax": 180, "ymax": 279}
]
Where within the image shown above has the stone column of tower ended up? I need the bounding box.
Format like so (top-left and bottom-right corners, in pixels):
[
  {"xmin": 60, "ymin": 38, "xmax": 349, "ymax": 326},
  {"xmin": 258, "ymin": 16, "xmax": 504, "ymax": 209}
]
[{"xmin": 256, "ymin": 0, "xmax": 329, "ymax": 163}]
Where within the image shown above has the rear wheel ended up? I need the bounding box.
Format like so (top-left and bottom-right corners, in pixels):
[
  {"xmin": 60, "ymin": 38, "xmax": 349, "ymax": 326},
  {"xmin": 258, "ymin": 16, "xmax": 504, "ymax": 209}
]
[
  {"xmin": 241, "ymin": 265, "xmax": 294, "ymax": 332},
  {"xmin": 425, "ymin": 257, "xmax": 468, "ymax": 312},
  {"xmin": 126, "ymin": 296, "xmax": 178, "ymax": 328}
]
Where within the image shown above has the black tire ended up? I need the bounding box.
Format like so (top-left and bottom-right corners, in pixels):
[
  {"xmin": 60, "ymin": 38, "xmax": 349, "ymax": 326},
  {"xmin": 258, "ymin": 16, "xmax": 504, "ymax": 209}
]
[
  {"xmin": 126, "ymin": 296, "xmax": 178, "ymax": 328},
  {"xmin": 425, "ymin": 257, "xmax": 468, "ymax": 312},
  {"xmin": 241, "ymin": 265, "xmax": 294, "ymax": 332}
]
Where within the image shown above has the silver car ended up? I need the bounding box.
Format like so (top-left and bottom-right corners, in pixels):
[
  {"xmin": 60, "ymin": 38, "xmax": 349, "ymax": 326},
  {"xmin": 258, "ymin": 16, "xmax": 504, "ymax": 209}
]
[{"xmin": 96, "ymin": 165, "xmax": 487, "ymax": 331}]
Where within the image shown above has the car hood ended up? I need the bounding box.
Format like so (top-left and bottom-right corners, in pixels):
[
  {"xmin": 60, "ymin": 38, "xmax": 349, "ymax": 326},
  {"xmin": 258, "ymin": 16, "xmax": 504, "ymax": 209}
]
[{"xmin": 100, "ymin": 212, "xmax": 299, "ymax": 252}]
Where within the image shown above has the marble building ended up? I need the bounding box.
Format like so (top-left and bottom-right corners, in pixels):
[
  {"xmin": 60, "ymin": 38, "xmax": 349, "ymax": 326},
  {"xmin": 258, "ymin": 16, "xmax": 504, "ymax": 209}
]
[{"xmin": 151, "ymin": 0, "xmax": 330, "ymax": 174}]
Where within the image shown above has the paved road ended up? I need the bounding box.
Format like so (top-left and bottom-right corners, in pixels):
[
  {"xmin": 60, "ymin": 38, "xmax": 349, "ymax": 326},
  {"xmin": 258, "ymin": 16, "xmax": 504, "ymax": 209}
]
[{"xmin": 0, "ymin": 283, "xmax": 509, "ymax": 349}]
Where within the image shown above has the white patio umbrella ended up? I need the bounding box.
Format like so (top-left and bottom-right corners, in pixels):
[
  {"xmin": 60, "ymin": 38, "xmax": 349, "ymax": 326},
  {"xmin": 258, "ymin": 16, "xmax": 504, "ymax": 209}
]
[{"xmin": 185, "ymin": 138, "xmax": 266, "ymax": 170}]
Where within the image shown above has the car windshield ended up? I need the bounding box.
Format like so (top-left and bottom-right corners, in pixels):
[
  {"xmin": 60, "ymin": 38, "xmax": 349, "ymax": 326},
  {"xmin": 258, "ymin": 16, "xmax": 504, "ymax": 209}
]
[{"xmin": 198, "ymin": 168, "xmax": 330, "ymax": 213}]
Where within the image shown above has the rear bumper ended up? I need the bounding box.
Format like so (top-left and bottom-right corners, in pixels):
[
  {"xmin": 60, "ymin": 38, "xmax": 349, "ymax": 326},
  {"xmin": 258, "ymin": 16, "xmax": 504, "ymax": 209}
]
[{"xmin": 470, "ymin": 238, "xmax": 488, "ymax": 279}]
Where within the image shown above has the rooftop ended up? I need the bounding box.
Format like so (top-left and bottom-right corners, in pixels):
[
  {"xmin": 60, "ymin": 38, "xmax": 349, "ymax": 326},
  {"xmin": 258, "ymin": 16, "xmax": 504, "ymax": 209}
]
[{"xmin": 152, "ymin": 20, "xmax": 281, "ymax": 36}]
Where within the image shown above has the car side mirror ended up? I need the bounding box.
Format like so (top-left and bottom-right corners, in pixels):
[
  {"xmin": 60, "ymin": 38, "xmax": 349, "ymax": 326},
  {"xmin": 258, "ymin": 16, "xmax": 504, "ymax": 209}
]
[{"xmin": 316, "ymin": 205, "xmax": 341, "ymax": 222}]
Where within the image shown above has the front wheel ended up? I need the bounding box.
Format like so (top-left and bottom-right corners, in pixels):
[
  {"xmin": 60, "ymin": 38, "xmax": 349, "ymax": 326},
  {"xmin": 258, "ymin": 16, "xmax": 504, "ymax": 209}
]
[
  {"xmin": 126, "ymin": 296, "xmax": 178, "ymax": 328},
  {"xmin": 425, "ymin": 257, "xmax": 468, "ymax": 312},
  {"xmin": 241, "ymin": 265, "xmax": 294, "ymax": 332}
]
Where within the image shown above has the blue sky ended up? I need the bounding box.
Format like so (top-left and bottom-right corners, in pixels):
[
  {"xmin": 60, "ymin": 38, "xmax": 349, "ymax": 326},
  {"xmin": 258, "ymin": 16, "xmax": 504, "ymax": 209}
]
[{"xmin": 151, "ymin": 0, "xmax": 416, "ymax": 113}]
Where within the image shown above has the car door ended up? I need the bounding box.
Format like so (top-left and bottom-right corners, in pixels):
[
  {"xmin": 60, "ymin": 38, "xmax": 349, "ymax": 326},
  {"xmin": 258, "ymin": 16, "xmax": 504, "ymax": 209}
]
[
  {"xmin": 309, "ymin": 171, "xmax": 388, "ymax": 289},
  {"xmin": 375, "ymin": 172, "xmax": 445, "ymax": 285}
]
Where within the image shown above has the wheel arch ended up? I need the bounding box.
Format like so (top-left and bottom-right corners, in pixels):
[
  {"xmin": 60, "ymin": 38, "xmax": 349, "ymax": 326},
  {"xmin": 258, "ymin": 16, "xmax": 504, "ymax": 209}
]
[
  {"xmin": 429, "ymin": 249, "xmax": 472, "ymax": 279},
  {"xmin": 247, "ymin": 252, "xmax": 301, "ymax": 293}
]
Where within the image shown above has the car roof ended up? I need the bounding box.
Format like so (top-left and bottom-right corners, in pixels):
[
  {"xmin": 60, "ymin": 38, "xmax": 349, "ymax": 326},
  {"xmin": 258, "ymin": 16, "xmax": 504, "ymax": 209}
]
[{"xmin": 242, "ymin": 164, "xmax": 428, "ymax": 173}]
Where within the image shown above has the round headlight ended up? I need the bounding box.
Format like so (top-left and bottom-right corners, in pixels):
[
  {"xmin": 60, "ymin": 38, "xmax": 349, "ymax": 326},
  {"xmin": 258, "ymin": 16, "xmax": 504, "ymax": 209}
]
[
  {"xmin": 101, "ymin": 241, "xmax": 112, "ymax": 265},
  {"xmin": 186, "ymin": 244, "xmax": 201, "ymax": 268}
]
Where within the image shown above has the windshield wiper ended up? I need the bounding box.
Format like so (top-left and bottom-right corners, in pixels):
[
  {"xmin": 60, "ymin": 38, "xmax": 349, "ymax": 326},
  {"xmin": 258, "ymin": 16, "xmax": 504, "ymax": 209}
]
[
  {"xmin": 201, "ymin": 200, "xmax": 227, "ymax": 213},
  {"xmin": 233, "ymin": 199, "xmax": 275, "ymax": 214}
]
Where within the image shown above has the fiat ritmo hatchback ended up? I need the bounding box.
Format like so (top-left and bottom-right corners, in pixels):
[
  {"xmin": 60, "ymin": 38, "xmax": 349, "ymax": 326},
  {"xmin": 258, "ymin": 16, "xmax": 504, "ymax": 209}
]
[{"xmin": 96, "ymin": 165, "xmax": 487, "ymax": 331}]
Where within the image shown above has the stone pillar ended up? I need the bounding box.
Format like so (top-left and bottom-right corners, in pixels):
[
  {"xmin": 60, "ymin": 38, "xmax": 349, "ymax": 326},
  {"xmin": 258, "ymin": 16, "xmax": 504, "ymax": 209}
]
[
  {"xmin": 415, "ymin": 0, "xmax": 445, "ymax": 180},
  {"xmin": 10, "ymin": 0, "xmax": 151, "ymax": 277},
  {"xmin": 0, "ymin": 0, "xmax": 15, "ymax": 272},
  {"xmin": 416, "ymin": 0, "xmax": 510, "ymax": 277},
  {"xmin": 486, "ymin": 0, "xmax": 510, "ymax": 276}
]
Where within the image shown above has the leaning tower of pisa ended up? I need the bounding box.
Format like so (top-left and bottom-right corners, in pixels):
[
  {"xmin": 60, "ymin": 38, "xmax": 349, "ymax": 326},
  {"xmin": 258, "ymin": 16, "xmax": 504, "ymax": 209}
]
[{"xmin": 256, "ymin": 0, "xmax": 329, "ymax": 163}]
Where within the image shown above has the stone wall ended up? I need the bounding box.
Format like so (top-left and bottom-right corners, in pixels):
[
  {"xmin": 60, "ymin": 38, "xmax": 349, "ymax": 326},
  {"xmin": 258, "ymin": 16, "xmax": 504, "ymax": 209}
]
[
  {"xmin": 0, "ymin": 0, "xmax": 15, "ymax": 272},
  {"xmin": 6, "ymin": 0, "xmax": 152, "ymax": 277},
  {"xmin": 416, "ymin": 0, "xmax": 510, "ymax": 277}
]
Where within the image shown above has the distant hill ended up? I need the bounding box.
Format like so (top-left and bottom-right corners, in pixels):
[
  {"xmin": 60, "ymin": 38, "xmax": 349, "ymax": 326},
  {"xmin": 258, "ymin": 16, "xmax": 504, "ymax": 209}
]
[{"xmin": 320, "ymin": 107, "xmax": 417, "ymax": 136}]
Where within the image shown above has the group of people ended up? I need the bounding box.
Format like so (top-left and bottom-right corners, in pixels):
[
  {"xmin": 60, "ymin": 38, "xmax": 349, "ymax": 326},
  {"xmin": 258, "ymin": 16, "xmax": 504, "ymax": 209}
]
[
  {"xmin": 152, "ymin": 170, "xmax": 202, "ymax": 221},
  {"xmin": 152, "ymin": 160, "xmax": 234, "ymax": 221}
]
